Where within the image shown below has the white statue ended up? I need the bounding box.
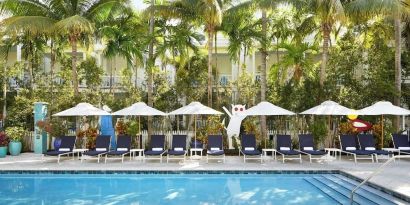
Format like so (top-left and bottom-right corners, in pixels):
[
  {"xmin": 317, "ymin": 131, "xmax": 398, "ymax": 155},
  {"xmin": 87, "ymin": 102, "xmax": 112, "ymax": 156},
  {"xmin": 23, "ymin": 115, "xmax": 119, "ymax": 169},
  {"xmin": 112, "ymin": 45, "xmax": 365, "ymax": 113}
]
[{"xmin": 222, "ymin": 104, "xmax": 247, "ymax": 149}]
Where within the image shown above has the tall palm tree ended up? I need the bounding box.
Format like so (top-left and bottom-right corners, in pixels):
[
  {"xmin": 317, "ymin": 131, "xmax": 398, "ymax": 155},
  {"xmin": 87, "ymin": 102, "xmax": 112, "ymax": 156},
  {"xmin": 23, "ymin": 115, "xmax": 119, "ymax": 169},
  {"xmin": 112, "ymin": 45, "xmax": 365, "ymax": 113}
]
[
  {"xmin": 307, "ymin": 0, "xmax": 345, "ymax": 98},
  {"xmin": 348, "ymin": 0, "xmax": 408, "ymax": 130},
  {"xmin": 1, "ymin": 0, "xmax": 127, "ymax": 96},
  {"xmin": 234, "ymin": 0, "xmax": 282, "ymax": 143},
  {"xmin": 223, "ymin": 5, "xmax": 258, "ymax": 68},
  {"xmin": 99, "ymin": 9, "xmax": 145, "ymax": 93},
  {"xmin": 0, "ymin": 37, "xmax": 13, "ymax": 125},
  {"xmin": 149, "ymin": 0, "xmax": 226, "ymax": 107}
]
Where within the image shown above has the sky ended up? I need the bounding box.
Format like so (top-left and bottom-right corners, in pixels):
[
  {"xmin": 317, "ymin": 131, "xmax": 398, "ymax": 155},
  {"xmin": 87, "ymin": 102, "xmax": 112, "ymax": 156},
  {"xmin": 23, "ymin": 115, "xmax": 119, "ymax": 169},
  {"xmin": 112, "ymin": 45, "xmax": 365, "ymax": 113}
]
[{"xmin": 131, "ymin": 0, "xmax": 149, "ymax": 11}]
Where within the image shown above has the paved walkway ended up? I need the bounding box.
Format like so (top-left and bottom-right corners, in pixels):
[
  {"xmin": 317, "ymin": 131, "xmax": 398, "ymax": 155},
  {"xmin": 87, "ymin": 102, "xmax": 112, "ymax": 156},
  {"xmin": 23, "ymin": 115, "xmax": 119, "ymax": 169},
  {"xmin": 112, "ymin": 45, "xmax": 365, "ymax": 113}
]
[{"xmin": 1, "ymin": 153, "xmax": 409, "ymax": 198}]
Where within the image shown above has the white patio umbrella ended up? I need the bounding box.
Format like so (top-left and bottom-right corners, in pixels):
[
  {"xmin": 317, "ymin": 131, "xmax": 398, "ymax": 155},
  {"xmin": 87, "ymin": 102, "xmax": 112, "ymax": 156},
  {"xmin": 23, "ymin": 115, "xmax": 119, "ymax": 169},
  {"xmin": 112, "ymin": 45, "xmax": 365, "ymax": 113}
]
[
  {"xmin": 112, "ymin": 102, "xmax": 167, "ymax": 137},
  {"xmin": 240, "ymin": 101, "xmax": 295, "ymax": 148},
  {"xmin": 300, "ymin": 101, "xmax": 357, "ymax": 147},
  {"xmin": 300, "ymin": 100, "xmax": 356, "ymax": 115},
  {"xmin": 168, "ymin": 101, "xmax": 222, "ymax": 155},
  {"xmin": 53, "ymin": 102, "xmax": 110, "ymax": 116},
  {"xmin": 358, "ymin": 101, "xmax": 410, "ymax": 147},
  {"xmin": 53, "ymin": 103, "xmax": 110, "ymax": 148},
  {"xmin": 241, "ymin": 101, "xmax": 295, "ymax": 116}
]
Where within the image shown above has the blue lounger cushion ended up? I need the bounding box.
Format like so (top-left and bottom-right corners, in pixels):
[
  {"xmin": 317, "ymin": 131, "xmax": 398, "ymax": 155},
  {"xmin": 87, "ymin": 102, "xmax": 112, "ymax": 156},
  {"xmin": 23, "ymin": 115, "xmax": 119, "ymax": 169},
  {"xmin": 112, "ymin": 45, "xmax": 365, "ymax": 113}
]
[
  {"xmin": 346, "ymin": 150, "xmax": 373, "ymax": 155},
  {"xmin": 44, "ymin": 150, "xmax": 71, "ymax": 156},
  {"xmin": 83, "ymin": 150, "xmax": 106, "ymax": 156},
  {"xmin": 145, "ymin": 150, "xmax": 165, "ymax": 155},
  {"xmin": 107, "ymin": 151, "xmax": 129, "ymax": 155},
  {"xmin": 167, "ymin": 150, "xmax": 186, "ymax": 155},
  {"xmin": 302, "ymin": 150, "xmax": 326, "ymax": 155},
  {"xmin": 277, "ymin": 150, "xmax": 300, "ymax": 155},
  {"xmin": 240, "ymin": 134, "xmax": 260, "ymax": 155},
  {"xmin": 372, "ymin": 150, "xmax": 389, "ymax": 155},
  {"xmin": 207, "ymin": 150, "xmax": 224, "ymax": 155},
  {"xmin": 207, "ymin": 135, "xmax": 224, "ymax": 156},
  {"xmin": 242, "ymin": 150, "xmax": 261, "ymax": 155}
]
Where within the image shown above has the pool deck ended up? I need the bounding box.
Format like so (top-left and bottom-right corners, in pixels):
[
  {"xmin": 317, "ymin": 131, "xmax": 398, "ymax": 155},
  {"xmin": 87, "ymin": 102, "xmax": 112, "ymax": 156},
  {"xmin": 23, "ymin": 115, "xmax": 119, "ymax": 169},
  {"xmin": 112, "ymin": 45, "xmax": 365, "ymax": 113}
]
[{"xmin": 1, "ymin": 153, "xmax": 409, "ymax": 200}]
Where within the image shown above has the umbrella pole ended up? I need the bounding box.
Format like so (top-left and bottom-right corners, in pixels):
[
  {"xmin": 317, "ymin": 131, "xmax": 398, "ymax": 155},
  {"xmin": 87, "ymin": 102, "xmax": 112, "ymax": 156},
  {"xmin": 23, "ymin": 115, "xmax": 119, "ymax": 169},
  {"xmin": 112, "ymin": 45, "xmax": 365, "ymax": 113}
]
[
  {"xmin": 265, "ymin": 120, "xmax": 267, "ymax": 149},
  {"xmin": 381, "ymin": 115, "xmax": 384, "ymax": 148},
  {"xmin": 328, "ymin": 115, "xmax": 331, "ymax": 148},
  {"xmin": 139, "ymin": 116, "xmax": 141, "ymax": 149}
]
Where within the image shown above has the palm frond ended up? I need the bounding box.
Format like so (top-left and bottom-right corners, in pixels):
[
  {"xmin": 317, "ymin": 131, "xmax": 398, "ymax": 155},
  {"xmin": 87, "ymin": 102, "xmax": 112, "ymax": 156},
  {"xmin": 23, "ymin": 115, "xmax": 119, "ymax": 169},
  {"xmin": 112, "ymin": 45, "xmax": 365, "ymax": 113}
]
[
  {"xmin": 1, "ymin": 16, "xmax": 56, "ymax": 36},
  {"xmin": 0, "ymin": 0, "xmax": 49, "ymax": 16},
  {"xmin": 54, "ymin": 15, "xmax": 95, "ymax": 35}
]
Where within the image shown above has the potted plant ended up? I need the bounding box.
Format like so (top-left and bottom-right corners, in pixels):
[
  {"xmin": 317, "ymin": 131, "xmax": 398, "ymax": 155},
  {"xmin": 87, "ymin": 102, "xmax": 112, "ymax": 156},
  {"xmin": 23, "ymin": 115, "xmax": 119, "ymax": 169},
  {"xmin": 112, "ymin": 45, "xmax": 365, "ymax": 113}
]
[
  {"xmin": 6, "ymin": 126, "xmax": 25, "ymax": 156},
  {"xmin": 0, "ymin": 132, "xmax": 9, "ymax": 158}
]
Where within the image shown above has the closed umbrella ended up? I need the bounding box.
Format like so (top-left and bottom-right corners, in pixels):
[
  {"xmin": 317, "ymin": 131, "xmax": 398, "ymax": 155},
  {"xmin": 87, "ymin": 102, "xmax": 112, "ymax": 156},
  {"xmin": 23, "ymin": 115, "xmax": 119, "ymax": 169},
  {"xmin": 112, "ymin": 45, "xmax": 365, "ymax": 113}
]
[
  {"xmin": 112, "ymin": 102, "xmax": 167, "ymax": 148},
  {"xmin": 240, "ymin": 101, "xmax": 295, "ymax": 148},
  {"xmin": 168, "ymin": 102, "xmax": 222, "ymax": 156},
  {"xmin": 358, "ymin": 101, "xmax": 410, "ymax": 147}
]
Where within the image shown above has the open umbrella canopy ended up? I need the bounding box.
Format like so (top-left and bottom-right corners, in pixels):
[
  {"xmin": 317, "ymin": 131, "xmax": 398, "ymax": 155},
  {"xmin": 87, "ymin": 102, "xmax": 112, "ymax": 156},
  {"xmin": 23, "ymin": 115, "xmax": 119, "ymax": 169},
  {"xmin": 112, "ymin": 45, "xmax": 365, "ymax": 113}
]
[
  {"xmin": 300, "ymin": 100, "xmax": 356, "ymax": 115},
  {"xmin": 53, "ymin": 103, "xmax": 110, "ymax": 116},
  {"xmin": 168, "ymin": 101, "xmax": 223, "ymax": 115},
  {"xmin": 240, "ymin": 101, "xmax": 295, "ymax": 116},
  {"xmin": 111, "ymin": 102, "xmax": 166, "ymax": 116},
  {"xmin": 358, "ymin": 101, "xmax": 410, "ymax": 116}
]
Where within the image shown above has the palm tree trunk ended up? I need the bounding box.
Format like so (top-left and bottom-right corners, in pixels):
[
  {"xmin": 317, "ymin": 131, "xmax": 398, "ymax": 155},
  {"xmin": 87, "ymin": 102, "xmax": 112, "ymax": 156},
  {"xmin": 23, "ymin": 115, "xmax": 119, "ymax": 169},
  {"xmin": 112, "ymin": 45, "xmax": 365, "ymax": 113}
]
[
  {"xmin": 207, "ymin": 31, "xmax": 213, "ymax": 107},
  {"xmin": 110, "ymin": 58, "xmax": 113, "ymax": 94},
  {"xmin": 50, "ymin": 41, "xmax": 55, "ymax": 114},
  {"xmin": 2, "ymin": 64, "xmax": 7, "ymax": 125},
  {"xmin": 394, "ymin": 15, "xmax": 402, "ymax": 131},
  {"xmin": 147, "ymin": 0, "xmax": 155, "ymax": 138},
  {"xmin": 320, "ymin": 23, "xmax": 331, "ymax": 100},
  {"xmin": 260, "ymin": 10, "xmax": 267, "ymax": 146},
  {"xmin": 134, "ymin": 58, "xmax": 138, "ymax": 87},
  {"xmin": 214, "ymin": 33, "xmax": 219, "ymax": 108},
  {"xmin": 70, "ymin": 36, "xmax": 79, "ymax": 96}
]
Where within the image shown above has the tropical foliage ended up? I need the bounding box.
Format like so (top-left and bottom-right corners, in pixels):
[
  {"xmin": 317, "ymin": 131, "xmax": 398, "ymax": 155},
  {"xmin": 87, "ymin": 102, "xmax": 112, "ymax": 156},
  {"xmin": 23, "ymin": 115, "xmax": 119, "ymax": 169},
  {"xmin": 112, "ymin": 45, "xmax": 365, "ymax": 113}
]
[{"xmin": 0, "ymin": 0, "xmax": 409, "ymax": 148}]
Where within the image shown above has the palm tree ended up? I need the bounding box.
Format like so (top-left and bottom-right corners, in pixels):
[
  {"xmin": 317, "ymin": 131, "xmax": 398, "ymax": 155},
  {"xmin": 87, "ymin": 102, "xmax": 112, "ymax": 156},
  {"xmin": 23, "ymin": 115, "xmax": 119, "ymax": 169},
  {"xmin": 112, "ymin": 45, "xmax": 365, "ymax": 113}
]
[
  {"xmin": 222, "ymin": 5, "xmax": 259, "ymax": 103},
  {"xmin": 0, "ymin": 38, "xmax": 13, "ymax": 125},
  {"xmin": 275, "ymin": 42, "xmax": 317, "ymax": 83},
  {"xmin": 149, "ymin": 0, "xmax": 226, "ymax": 107},
  {"xmin": 155, "ymin": 22, "xmax": 204, "ymax": 79},
  {"xmin": 348, "ymin": 0, "xmax": 408, "ymax": 130},
  {"xmin": 1, "ymin": 0, "xmax": 127, "ymax": 96},
  {"xmin": 99, "ymin": 9, "xmax": 145, "ymax": 93},
  {"xmin": 223, "ymin": 4, "xmax": 258, "ymax": 69},
  {"xmin": 306, "ymin": 0, "xmax": 345, "ymax": 98}
]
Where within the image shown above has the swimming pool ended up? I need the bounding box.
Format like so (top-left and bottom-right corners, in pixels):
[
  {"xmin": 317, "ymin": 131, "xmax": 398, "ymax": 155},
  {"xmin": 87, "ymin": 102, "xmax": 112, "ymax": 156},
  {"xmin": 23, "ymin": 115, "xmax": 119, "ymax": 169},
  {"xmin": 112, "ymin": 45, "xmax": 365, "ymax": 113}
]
[{"xmin": 0, "ymin": 172, "xmax": 405, "ymax": 205}]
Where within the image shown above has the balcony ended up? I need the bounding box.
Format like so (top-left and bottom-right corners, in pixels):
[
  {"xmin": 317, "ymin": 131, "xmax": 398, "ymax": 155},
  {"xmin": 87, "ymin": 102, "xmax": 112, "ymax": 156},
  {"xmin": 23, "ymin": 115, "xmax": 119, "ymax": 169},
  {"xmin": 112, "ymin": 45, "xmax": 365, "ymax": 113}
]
[{"xmin": 217, "ymin": 75, "xmax": 232, "ymax": 86}]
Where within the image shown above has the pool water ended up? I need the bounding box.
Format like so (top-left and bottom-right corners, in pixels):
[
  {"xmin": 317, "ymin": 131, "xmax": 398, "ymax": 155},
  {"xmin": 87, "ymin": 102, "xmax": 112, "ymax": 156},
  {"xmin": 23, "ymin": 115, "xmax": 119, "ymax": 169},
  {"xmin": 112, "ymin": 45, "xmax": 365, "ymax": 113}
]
[{"xmin": 0, "ymin": 173, "xmax": 400, "ymax": 205}]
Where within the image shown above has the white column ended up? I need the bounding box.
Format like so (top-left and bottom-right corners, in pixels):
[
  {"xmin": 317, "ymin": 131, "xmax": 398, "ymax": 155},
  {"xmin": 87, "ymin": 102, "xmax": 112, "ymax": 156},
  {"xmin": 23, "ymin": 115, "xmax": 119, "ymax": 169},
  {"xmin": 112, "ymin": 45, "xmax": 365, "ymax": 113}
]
[
  {"xmin": 403, "ymin": 115, "xmax": 406, "ymax": 131},
  {"xmin": 17, "ymin": 44, "xmax": 22, "ymax": 62},
  {"xmin": 252, "ymin": 51, "xmax": 256, "ymax": 76}
]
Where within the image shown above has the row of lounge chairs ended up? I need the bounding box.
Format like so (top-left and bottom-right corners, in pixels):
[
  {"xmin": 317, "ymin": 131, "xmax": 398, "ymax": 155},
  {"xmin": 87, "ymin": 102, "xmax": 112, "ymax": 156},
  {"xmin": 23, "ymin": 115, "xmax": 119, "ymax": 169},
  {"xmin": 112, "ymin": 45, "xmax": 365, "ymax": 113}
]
[
  {"xmin": 239, "ymin": 133, "xmax": 410, "ymax": 164},
  {"xmin": 42, "ymin": 133, "xmax": 410, "ymax": 164},
  {"xmin": 42, "ymin": 134, "xmax": 226, "ymax": 164}
]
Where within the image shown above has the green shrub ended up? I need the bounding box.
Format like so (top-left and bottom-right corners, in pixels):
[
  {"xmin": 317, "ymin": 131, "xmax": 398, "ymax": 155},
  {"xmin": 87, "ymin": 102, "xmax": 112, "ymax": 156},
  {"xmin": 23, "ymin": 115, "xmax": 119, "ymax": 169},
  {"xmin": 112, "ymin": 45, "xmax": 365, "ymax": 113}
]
[
  {"xmin": 309, "ymin": 118, "xmax": 328, "ymax": 148},
  {"xmin": 6, "ymin": 127, "xmax": 26, "ymax": 142}
]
